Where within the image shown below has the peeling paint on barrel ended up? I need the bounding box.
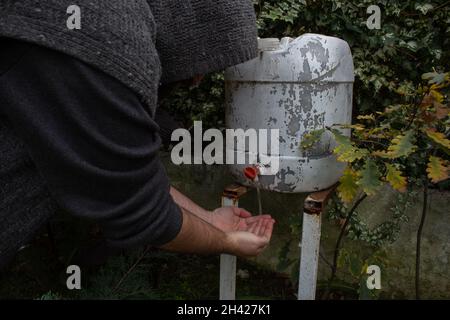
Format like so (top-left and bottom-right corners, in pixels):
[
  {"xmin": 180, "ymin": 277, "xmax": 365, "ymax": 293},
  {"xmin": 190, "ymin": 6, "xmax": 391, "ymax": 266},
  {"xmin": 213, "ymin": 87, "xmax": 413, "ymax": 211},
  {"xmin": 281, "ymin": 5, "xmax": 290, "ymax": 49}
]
[{"xmin": 225, "ymin": 34, "xmax": 354, "ymax": 193}]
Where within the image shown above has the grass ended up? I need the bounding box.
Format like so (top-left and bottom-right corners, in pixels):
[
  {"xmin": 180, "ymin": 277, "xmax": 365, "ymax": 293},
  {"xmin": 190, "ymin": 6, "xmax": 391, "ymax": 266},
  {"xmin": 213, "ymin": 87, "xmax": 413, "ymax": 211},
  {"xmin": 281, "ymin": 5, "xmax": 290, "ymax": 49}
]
[{"xmin": 0, "ymin": 212, "xmax": 296, "ymax": 300}]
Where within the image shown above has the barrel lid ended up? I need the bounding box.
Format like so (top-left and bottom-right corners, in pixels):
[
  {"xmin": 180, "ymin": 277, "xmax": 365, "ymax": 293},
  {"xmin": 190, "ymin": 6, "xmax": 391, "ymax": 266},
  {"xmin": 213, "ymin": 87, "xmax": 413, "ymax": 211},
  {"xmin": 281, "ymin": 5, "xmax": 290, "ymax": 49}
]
[
  {"xmin": 258, "ymin": 38, "xmax": 281, "ymax": 51},
  {"xmin": 226, "ymin": 33, "xmax": 355, "ymax": 83}
]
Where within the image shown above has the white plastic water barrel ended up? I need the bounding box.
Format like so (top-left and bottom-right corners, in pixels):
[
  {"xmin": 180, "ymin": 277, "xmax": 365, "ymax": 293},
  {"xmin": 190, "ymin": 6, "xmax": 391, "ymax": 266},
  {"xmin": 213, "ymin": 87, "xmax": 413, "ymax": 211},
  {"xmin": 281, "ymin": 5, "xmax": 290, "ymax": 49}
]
[{"xmin": 225, "ymin": 34, "xmax": 354, "ymax": 193}]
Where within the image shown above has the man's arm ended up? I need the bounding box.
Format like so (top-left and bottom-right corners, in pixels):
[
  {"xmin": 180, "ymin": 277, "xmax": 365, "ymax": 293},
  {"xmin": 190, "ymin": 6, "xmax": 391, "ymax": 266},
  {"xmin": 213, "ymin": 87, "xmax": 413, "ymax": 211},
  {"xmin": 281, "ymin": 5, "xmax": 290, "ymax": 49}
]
[
  {"xmin": 1, "ymin": 42, "xmax": 183, "ymax": 248},
  {"xmin": 170, "ymin": 186, "xmax": 275, "ymax": 233},
  {"xmin": 1, "ymin": 41, "xmax": 274, "ymax": 255},
  {"xmin": 161, "ymin": 207, "xmax": 273, "ymax": 257},
  {"xmin": 170, "ymin": 186, "xmax": 210, "ymax": 222}
]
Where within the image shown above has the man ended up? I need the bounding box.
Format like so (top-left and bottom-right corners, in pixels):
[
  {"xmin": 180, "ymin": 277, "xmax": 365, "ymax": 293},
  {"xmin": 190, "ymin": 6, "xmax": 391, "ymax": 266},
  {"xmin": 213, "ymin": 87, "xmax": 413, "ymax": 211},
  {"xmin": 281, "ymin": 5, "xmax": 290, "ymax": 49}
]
[{"xmin": 0, "ymin": 0, "xmax": 275, "ymax": 269}]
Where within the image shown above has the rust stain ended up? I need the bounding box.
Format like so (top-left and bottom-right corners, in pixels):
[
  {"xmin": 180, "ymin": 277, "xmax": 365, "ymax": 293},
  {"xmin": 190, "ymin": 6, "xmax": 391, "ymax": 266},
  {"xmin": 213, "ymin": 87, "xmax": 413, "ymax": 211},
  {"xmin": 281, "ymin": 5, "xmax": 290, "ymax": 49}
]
[
  {"xmin": 303, "ymin": 184, "xmax": 337, "ymax": 215},
  {"xmin": 222, "ymin": 184, "xmax": 249, "ymax": 203}
]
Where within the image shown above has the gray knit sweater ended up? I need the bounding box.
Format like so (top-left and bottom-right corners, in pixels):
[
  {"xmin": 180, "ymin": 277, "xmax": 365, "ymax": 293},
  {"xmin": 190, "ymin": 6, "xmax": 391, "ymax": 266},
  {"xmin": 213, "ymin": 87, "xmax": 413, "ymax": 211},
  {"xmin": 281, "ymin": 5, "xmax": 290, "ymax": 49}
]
[
  {"xmin": 0, "ymin": 0, "xmax": 258, "ymax": 267},
  {"xmin": 0, "ymin": 0, "xmax": 258, "ymax": 115}
]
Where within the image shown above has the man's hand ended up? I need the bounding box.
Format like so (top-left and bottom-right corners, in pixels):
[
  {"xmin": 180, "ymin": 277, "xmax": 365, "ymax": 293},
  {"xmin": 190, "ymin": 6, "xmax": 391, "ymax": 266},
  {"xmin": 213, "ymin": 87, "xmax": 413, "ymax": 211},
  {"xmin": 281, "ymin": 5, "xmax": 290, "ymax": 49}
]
[
  {"xmin": 209, "ymin": 207, "xmax": 274, "ymax": 233},
  {"xmin": 168, "ymin": 187, "xmax": 275, "ymax": 257},
  {"xmin": 225, "ymin": 218, "xmax": 274, "ymax": 258},
  {"xmin": 161, "ymin": 208, "xmax": 274, "ymax": 258}
]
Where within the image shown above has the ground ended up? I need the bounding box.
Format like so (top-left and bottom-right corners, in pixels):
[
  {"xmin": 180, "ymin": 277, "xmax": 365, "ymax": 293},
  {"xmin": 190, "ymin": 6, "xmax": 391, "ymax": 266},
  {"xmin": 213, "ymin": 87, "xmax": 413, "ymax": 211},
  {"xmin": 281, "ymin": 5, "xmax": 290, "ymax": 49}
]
[{"xmin": 0, "ymin": 213, "xmax": 297, "ymax": 300}]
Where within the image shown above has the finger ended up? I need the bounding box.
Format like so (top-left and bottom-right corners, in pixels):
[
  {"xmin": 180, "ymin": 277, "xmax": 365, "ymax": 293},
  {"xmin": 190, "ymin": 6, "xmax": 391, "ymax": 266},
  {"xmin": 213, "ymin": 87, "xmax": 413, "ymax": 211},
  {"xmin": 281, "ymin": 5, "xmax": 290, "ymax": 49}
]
[
  {"xmin": 253, "ymin": 219, "xmax": 264, "ymax": 236},
  {"xmin": 248, "ymin": 220, "xmax": 261, "ymax": 234},
  {"xmin": 258, "ymin": 225, "xmax": 267, "ymax": 242},
  {"xmin": 251, "ymin": 220, "xmax": 264, "ymax": 235},
  {"xmin": 246, "ymin": 215, "xmax": 272, "ymax": 224},
  {"xmin": 235, "ymin": 207, "xmax": 252, "ymax": 218},
  {"xmin": 259, "ymin": 219, "xmax": 270, "ymax": 238},
  {"xmin": 246, "ymin": 214, "xmax": 274, "ymax": 228},
  {"xmin": 263, "ymin": 220, "xmax": 274, "ymax": 242}
]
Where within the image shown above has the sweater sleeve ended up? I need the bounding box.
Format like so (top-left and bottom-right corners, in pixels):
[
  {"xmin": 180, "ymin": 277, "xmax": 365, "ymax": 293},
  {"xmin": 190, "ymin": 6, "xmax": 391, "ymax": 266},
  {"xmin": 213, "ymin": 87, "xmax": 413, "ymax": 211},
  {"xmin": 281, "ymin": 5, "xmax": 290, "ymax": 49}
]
[{"xmin": 0, "ymin": 39, "xmax": 182, "ymax": 248}]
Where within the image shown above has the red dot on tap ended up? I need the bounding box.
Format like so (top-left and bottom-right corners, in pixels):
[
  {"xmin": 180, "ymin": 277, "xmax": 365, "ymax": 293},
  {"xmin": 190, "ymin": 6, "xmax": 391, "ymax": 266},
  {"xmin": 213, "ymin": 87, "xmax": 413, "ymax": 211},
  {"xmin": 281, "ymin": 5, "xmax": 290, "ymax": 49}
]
[{"xmin": 244, "ymin": 167, "xmax": 258, "ymax": 180}]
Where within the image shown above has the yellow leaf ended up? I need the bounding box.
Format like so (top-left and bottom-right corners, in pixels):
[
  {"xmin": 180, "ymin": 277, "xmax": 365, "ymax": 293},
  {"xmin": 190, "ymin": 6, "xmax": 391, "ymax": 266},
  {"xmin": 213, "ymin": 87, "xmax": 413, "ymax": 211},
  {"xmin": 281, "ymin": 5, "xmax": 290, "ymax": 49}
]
[
  {"xmin": 430, "ymin": 89, "xmax": 444, "ymax": 103},
  {"xmin": 385, "ymin": 164, "xmax": 407, "ymax": 192},
  {"xmin": 357, "ymin": 114, "xmax": 376, "ymax": 121},
  {"xmin": 430, "ymin": 83, "xmax": 447, "ymax": 91},
  {"xmin": 426, "ymin": 130, "xmax": 450, "ymax": 150},
  {"xmin": 377, "ymin": 131, "xmax": 416, "ymax": 159},
  {"xmin": 372, "ymin": 150, "xmax": 390, "ymax": 158},
  {"xmin": 380, "ymin": 130, "xmax": 416, "ymax": 159},
  {"xmin": 427, "ymin": 156, "xmax": 449, "ymax": 184},
  {"xmin": 351, "ymin": 124, "xmax": 366, "ymax": 131},
  {"xmin": 332, "ymin": 130, "xmax": 369, "ymax": 163},
  {"xmin": 338, "ymin": 168, "xmax": 360, "ymax": 204}
]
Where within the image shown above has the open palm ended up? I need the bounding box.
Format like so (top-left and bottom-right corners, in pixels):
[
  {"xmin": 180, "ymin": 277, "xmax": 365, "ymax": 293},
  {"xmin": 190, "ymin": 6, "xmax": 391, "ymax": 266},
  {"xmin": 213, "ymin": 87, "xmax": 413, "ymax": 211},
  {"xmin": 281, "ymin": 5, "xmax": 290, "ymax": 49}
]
[{"xmin": 209, "ymin": 207, "xmax": 274, "ymax": 233}]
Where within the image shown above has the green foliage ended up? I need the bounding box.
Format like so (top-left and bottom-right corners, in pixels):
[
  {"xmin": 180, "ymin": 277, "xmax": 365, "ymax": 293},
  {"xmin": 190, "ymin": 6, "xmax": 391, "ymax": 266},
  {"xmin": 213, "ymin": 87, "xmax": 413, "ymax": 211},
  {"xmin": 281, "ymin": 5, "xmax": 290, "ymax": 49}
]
[
  {"xmin": 332, "ymin": 129, "xmax": 370, "ymax": 162},
  {"xmin": 255, "ymin": 0, "xmax": 449, "ymax": 114},
  {"xmin": 376, "ymin": 130, "xmax": 417, "ymax": 159},
  {"xmin": 327, "ymin": 191, "xmax": 412, "ymax": 247},
  {"xmin": 357, "ymin": 159, "xmax": 383, "ymax": 195},
  {"xmin": 326, "ymin": 72, "xmax": 450, "ymax": 204},
  {"xmin": 159, "ymin": 73, "xmax": 225, "ymax": 129},
  {"xmin": 77, "ymin": 250, "xmax": 160, "ymax": 300},
  {"xmin": 163, "ymin": 1, "xmax": 449, "ymax": 132},
  {"xmin": 336, "ymin": 248, "xmax": 388, "ymax": 300}
]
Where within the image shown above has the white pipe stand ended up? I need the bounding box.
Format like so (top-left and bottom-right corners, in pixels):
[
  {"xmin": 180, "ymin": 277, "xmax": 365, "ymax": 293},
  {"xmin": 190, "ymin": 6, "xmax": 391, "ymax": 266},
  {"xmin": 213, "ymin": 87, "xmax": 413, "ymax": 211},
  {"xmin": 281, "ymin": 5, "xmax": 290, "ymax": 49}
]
[
  {"xmin": 219, "ymin": 184, "xmax": 335, "ymax": 301},
  {"xmin": 298, "ymin": 187, "xmax": 335, "ymax": 300},
  {"xmin": 219, "ymin": 184, "xmax": 248, "ymax": 300}
]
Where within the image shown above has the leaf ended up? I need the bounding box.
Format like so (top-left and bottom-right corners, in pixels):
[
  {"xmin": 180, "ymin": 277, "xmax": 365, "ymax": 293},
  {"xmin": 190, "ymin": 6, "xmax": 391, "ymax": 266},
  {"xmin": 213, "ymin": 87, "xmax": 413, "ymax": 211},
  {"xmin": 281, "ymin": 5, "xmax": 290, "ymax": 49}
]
[
  {"xmin": 420, "ymin": 95, "xmax": 450, "ymax": 123},
  {"xmin": 405, "ymin": 41, "xmax": 418, "ymax": 52},
  {"xmin": 376, "ymin": 131, "xmax": 416, "ymax": 159},
  {"xmin": 349, "ymin": 124, "xmax": 366, "ymax": 131},
  {"xmin": 433, "ymin": 102, "xmax": 450, "ymax": 120},
  {"xmin": 357, "ymin": 159, "xmax": 383, "ymax": 196},
  {"xmin": 349, "ymin": 253, "xmax": 362, "ymax": 278},
  {"xmin": 332, "ymin": 130, "xmax": 370, "ymax": 163},
  {"xmin": 415, "ymin": 4, "xmax": 434, "ymax": 15},
  {"xmin": 338, "ymin": 168, "xmax": 360, "ymax": 203},
  {"xmin": 357, "ymin": 114, "xmax": 376, "ymax": 121},
  {"xmin": 422, "ymin": 72, "xmax": 447, "ymax": 85},
  {"xmin": 300, "ymin": 129, "xmax": 325, "ymax": 150},
  {"xmin": 427, "ymin": 156, "xmax": 449, "ymax": 184},
  {"xmin": 385, "ymin": 164, "xmax": 407, "ymax": 192},
  {"xmin": 430, "ymin": 89, "xmax": 444, "ymax": 103},
  {"xmin": 420, "ymin": 93, "xmax": 434, "ymax": 108},
  {"xmin": 425, "ymin": 130, "xmax": 450, "ymax": 151}
]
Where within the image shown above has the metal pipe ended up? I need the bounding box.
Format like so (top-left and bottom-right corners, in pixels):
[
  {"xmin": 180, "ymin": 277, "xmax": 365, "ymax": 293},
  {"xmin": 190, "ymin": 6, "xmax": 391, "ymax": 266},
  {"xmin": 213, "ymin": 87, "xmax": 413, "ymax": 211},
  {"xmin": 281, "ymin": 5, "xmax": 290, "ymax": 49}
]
[
  {"xmin": 220, "ymin": 184, "xmax": 249, "ymax": 300},
  {"xmin": 298, "ymin": 186, "xmax": 336, "ymax": 300}
]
